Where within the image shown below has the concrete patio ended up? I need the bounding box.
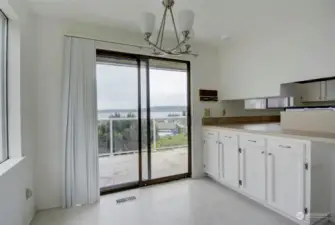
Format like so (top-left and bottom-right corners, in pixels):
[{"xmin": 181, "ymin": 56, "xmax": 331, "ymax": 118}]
[{"xmin": 99, "ymin": 147, "xmax": 188, "ymax": 188}]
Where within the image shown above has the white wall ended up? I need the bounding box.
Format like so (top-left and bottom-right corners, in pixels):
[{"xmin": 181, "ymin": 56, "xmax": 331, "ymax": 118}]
[
  {"xmin": 218, "ymin": 1, "xmax": 335, "ymax": 100},
  {"xmin": 34, "ymin": 16, "xmax": 221, "ymax": 210},
  {"xmin": 0, "ymin": 0, "xmax": 37, "ymax": 224}
]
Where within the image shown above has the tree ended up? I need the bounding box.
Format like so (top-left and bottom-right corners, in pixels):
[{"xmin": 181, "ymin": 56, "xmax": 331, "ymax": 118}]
[
  {"xmin": 98, "ymin": 121, "xmax": 110, "ymax": 154},
  {"xmin": 127, "ymin": 112, "xmax": 136, "ymax": 118},
  {"xmin": 111, "ymin": 112, "xmax": 121, "ymax": 118}
]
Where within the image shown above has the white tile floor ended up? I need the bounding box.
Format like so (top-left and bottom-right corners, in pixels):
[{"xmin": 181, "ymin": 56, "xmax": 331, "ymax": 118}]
[{"xmin": 31, "ymin": 178, "xmax": 332, "ymax": 225}]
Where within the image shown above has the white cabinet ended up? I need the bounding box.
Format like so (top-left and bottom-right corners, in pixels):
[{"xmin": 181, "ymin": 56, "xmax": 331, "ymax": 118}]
[
  {"xmin": 325, "ymin": 80, "xmax": 335, "ymax": 101},
  {"xmin": 299, "ymin": 82, "xmax": 322, "ymax": 102},
  {"xmin": 299, "ymin": 79, "xmax": 335, "ymax": 102},
  {"xmin": 203, "ymin": 130, "xmax": 219, "ymax": 179},
  {"xmin": 239, "ymin": 135, "xmax": 267, "ymax": 201},
  {"xmin": 218, "ymin": 131, "xmax": 239, "ymax": 188},
  {"xmin": 267, "ymin": 138, "xmax": 307, "ymax": 220},
  {"xmin": 203, "ymin": 127, "xmax": 335, "ymax": 225}
]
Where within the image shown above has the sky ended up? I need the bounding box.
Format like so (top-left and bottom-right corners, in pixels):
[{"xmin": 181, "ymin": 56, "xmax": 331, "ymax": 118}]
[{"xmin": 96, "ymin": 63, "xmax": 187, "ymax": 110}]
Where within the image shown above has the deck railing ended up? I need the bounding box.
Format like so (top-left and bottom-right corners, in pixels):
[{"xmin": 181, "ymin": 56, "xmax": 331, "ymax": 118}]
[{"xmin": 98, "ymin": 116, "xmax": 187, "ymax": 157}]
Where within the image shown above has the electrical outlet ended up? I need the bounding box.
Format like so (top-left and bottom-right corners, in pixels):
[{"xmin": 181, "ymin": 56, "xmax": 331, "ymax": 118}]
[{"xmin": 26, "ymin": 188, "xmax": 33, "ymax": 200}]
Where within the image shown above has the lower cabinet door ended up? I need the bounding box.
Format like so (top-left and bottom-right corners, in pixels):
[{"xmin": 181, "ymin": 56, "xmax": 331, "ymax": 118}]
[
  {"xmin": 207, "ymin": 139, "xmax": 219, "ymax": 179},
  {"xmin": 240, "ymin": 144, "xmax": 266, "ymax": 201},
  {"xmin": 219, "ymin": 136, "xmax": 239, "ymax": 188},
  {"xmin": 203, "ymin": 139, "xmax": 209, "ymax": 174},
  {"xmin": 203, "ymin": 130, "xmax": 219, "ymax": 179},
  {"xmin": 267, "ymin": 139, "xmax": 306, "ymax": 220}
]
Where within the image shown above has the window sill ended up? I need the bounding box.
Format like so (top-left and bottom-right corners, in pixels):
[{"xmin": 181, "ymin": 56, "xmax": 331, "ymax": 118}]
[{"xmin": 0, "ymin": 157, "xmax": 25, "ymax": 177}]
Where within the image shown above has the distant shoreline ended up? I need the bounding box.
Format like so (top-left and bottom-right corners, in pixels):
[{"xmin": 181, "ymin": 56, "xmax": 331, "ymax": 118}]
[{"xmin": 98, "ymin": 106, "xmax": 187, "ymax": 113}]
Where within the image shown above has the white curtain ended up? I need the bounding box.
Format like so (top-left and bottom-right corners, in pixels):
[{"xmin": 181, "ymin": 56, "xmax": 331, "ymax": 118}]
[{"xmin": 62, "ymin": 37, "xmax": 99, "ymax": 208}]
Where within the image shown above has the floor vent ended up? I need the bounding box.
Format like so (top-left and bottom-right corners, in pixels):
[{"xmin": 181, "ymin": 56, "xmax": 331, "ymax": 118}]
[{"xmin": 116, "ymin": 196, "xmax": 136, "ymax": 204}]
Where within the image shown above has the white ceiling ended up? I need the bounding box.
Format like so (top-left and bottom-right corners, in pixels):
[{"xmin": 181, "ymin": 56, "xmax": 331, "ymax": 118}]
[{"xmin": 26, "ymin": 0, "xmax": 335, "ymax": 43}]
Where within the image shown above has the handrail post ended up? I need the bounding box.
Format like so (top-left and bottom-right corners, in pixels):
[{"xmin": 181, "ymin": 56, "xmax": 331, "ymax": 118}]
[{"xmin": 109, "ymin": 118, "xmax": 114, "ymax": 157}]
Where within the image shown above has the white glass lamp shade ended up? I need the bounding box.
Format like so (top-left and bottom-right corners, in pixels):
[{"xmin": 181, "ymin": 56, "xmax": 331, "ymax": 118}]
[
  {"xmin": 178, "ymin": 10, "xmax": 194, "ymax": 32},
  {"xmin": 141, "ymin": 12, "xmax": 156, "ymax": 34}
]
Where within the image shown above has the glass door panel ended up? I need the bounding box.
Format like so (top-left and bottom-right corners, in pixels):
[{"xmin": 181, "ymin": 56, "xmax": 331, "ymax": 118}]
[
  {"xmin": 148, "ymin": 59, "xmax": 189, "ymax": 179},
  {"xmin": 97, "ymin": 55, "xmax": 140, "ymax": 191},
  {"xmin": 140, "ymin": 59, "xmax": 149, "ymax": 181}
]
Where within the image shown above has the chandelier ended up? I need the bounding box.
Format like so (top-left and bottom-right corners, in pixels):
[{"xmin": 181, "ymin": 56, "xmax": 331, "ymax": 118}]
[{"xmin": 140, "ymin": 0, "xmax": 196, "ymax": 56}]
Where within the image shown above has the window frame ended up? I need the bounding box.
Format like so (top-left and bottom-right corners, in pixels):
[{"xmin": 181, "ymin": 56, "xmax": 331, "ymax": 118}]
[{"xmin": 0, "ymin": 9, "xmax": 8, "ymax": 164}]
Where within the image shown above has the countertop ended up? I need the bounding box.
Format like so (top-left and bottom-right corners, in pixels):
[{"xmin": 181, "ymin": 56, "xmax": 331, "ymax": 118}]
[{"xmin": 204, "ymin": 123, "xmax": 335, "ymax": 144}]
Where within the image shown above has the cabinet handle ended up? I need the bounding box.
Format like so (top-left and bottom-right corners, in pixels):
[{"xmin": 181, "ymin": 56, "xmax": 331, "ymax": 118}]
[
  {"xmin": 248, "ymin": 140, "xmax": 256, "ymax": 143},
  {"xmin": 225, "ymin": 136, "xmax": 232, "ymax": 139},
  {"xmin": 207, "ymin": 133, "xmax": 214, "ymax": 136},
  {"xmin": 218, "ymin": 142, "xmax": 222, "ymax": 178},
  {"xmin": 220, "ymin": 142, "xmax": 224, "ymax": 178},
  {"xmin": 241, "ymin": 148, "xmax": 246, "ymax": 188},
  {"xmin": 278, "ymin": 145, "xmax": 291, "ymax": 149}
]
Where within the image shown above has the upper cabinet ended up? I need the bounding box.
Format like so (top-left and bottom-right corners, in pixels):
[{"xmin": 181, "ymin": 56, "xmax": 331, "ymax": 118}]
[
  {"xmin": 299, "ymin": 79, "xmax": 335, "ymax": 102},
  {"xmin": 299, "ymin": 82, "xmax": 323, "ymax": 102},
  {"xmin": 325, "ymin": 80, "xmax": 335, "ymax": 101}
]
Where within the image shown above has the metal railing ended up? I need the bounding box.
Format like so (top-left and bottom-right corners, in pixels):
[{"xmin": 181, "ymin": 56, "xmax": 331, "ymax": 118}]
[{"xmin": 98, "ymin": 116, "xmax": 188, "ymax": 157}]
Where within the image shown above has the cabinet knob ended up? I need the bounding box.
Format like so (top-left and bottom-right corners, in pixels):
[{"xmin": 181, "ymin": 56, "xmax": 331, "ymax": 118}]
[
  {"xmin": 268, "ymin": 153, "xmax": 272, "ymax": 156},
  {"xmin": 261, "ymin": 151, "xmax": 265, "ymax": 154}
]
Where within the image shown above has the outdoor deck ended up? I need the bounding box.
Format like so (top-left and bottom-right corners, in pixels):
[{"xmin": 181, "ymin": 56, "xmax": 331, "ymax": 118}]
[{"xmin": 99, "ymin": 147, "xmax": 188, "ymax": 188}]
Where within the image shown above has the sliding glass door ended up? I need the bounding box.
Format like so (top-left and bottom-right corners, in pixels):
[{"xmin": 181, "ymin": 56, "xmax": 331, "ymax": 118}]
[{"xmin": 96, "ymin": 51, "xmax": 191, "ymax": 193}]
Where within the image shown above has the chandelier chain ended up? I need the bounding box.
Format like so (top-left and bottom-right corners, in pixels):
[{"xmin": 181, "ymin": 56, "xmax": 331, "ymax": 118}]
[
  {"xmin": 159, "ymin": 9, "xmax": 167, "ymax": 48},
  {"xmin": 169, "ymin": 8, "xmax": 181, "ymax": 50}
]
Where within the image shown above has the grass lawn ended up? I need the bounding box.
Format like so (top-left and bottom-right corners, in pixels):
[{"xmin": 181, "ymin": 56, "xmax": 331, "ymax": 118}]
[{"xmin": 153, "ymin": 133, "xmax": 188, "ymax": 149}]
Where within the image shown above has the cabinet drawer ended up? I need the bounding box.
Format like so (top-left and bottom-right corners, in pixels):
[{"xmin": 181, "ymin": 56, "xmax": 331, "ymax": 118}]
[
  {"xmin": 219, "ymin": 131, "xmax": 238, "ymax": 143},
  {"xmin": 240, "ymin": 134, "xmax": 266, "ymax": 147},
  {"xmin": 268, "ymin": 138, "xmax": 306, "ymax": 151},
  {"xmin": 203, "ymin": 129, "xmax": 219, "ymax": 140}
]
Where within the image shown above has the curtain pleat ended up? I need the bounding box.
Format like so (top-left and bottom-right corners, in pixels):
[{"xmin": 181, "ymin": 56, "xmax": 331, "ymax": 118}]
[{"xmin": 62, "ymin": 37, "xmax": 99, "ymax": 208}]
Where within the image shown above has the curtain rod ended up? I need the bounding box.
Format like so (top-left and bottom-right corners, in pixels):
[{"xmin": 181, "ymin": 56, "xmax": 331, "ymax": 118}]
[{"xmin": 64, "ymin": 35, "xmax": 151, "ymax": 50}]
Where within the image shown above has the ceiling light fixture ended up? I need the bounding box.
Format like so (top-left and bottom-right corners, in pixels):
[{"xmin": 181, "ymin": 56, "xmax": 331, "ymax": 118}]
[{"xmin": 140, "ymin": 0, "xmax": 197, "ymax": 56}]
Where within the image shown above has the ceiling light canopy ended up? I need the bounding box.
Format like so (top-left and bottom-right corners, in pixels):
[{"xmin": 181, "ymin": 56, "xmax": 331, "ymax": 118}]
[{"xmin": 140, "ymin": 0, "xmax": 197, "ymax": 56}]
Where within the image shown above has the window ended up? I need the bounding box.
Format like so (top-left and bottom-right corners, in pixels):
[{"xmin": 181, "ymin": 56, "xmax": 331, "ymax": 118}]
[
  {"xmin": 244, "ymin": 97, "xmax": 290, "ymax": 109},
  {"xmin": 0, "ymin": 10, "xmax": 8, "ymax": 163},
  {"xmin": 267, "ymin": 97, "xmax": 289, "ymax": 108},
  {"xmin": 244, "ymin": 99, "xmax": 267, "ymax": 109}
]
